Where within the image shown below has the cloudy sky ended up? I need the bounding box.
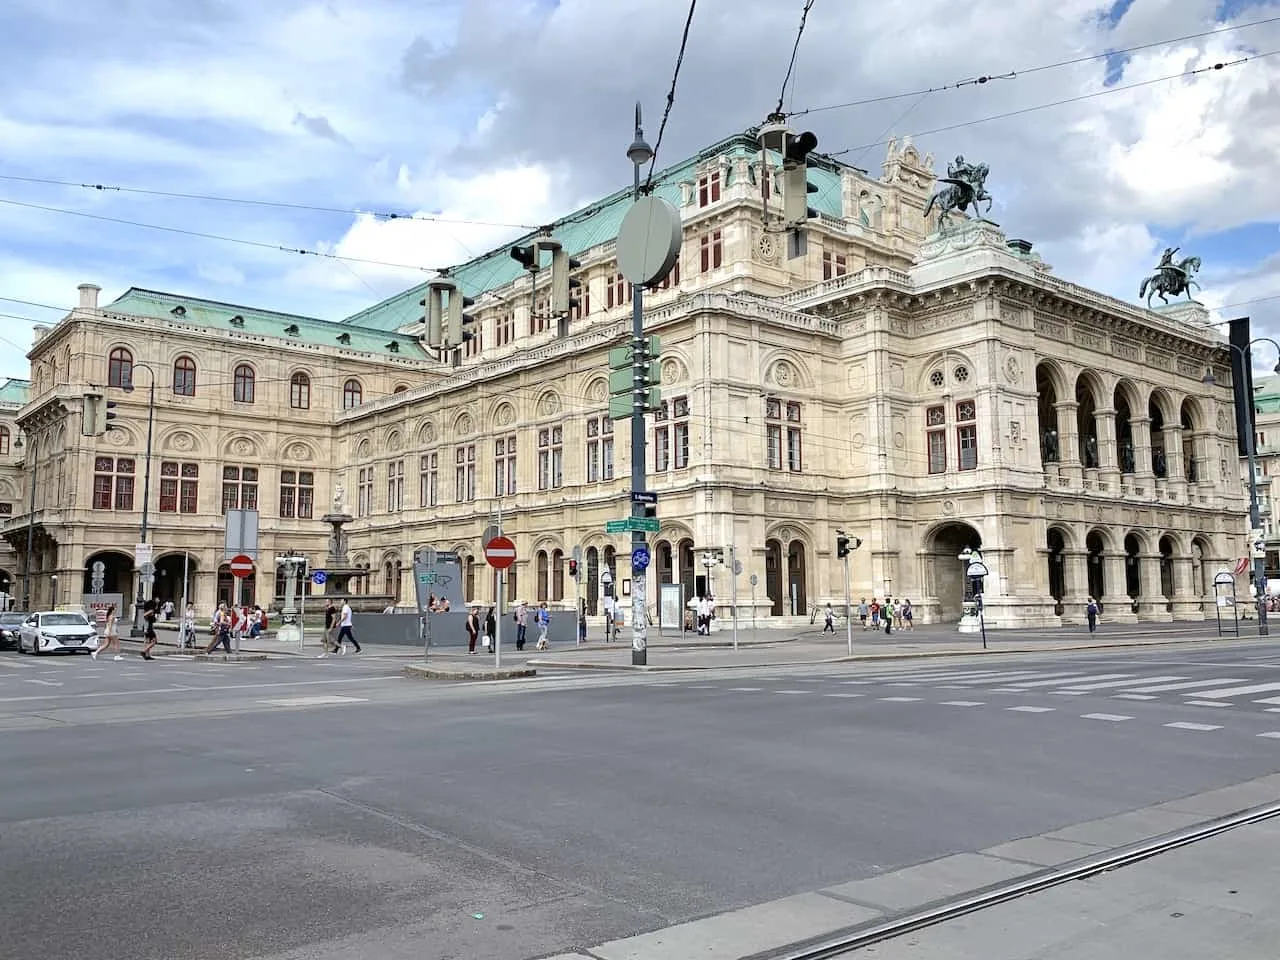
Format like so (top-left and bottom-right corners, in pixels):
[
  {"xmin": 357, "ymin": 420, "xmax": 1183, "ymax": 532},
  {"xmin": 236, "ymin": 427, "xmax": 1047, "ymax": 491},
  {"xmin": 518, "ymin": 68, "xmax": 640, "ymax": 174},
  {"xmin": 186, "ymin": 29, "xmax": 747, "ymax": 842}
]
[{"xmin": 1, "ymin": 0, "xmax": 1278, "ymax": 380}]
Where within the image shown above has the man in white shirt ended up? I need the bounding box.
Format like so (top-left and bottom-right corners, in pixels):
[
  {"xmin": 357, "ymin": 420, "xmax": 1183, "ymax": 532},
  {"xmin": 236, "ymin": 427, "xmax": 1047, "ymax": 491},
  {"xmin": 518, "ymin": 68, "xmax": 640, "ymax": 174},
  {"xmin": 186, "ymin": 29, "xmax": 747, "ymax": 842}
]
[{"xmin": 336, "ymin": 599, "xmax": 362, "ymax": 654}]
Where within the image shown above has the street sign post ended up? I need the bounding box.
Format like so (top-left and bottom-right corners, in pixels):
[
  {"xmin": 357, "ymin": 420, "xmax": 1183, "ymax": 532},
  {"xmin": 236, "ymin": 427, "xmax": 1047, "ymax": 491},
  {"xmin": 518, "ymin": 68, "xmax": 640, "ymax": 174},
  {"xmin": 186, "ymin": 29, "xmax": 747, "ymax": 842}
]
[
  {"xmin": 630, "ymin": 491, "xmax": 658, "ymax": 505},
  {"xmin": 606, "ymin": 517, "xmax": 659, "ymax": 534},
  {"xmin": 228, "ymin": 554, "xmax": 254, "ymax": 655},
  {"xmin": 631, "ymin": 546, "xmax": 650, "ymax": 571},
  {"xmin": 484, "ymin": 535, "xmax": 516, "ymax": 668}
]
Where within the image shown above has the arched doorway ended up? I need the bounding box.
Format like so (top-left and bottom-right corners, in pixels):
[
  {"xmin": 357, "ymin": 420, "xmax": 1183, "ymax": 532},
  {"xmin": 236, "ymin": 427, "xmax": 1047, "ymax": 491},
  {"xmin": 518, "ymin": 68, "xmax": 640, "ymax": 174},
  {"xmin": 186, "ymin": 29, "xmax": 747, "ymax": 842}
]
[
  {"xmin": 154, "ymin": 552, "xmax": 198, "ymax": 610},
  {"xmin": 1159, "ymin": 535, "xmax": 1176, "ymax": 612},
  {"xmin": 83, "ymin": 550, "xmax": 134, "ymax": 596},
  {"xmin": 765, "ymin": 539, "xmax": 783, "ymax": 615},
  {"xmin": 655, "ymin": 540, "xmax": 674, "ymax": 585},
  {"xmin": 1124, "ymin": 533, "xmax": 1142, "ymax": 608},
  {"xmin": 927, "ymin": 522, "xmax": 982, "ymax": 621},
  {"xmin": 586, "ymin": 546, "xmax": 599, "ymax": 615},
  {"xmin": 1046, "ymin": 528, "xmax": 1066, "ymax": 616},
  {"xmin": 677, "ymin": 538, "xmax": 695, "ymax": 603},
  {"xmin": 1036, "ymin": 364, "xmax": 1060, "ymax": 465},
  {"xmin": 787, "ymin": 540, "xmax": 808, "ymax": 616},
  {"xmin": 216, "ymin": 562, "xmax": 257, "ymax": 608},
  {"xmin": 1086, "ymin": 530, "xmax": 1106, "ymax": 604},
  {"xmin": 1076, "ymin": 374, "xmax": 1100, "ymax": 467}
]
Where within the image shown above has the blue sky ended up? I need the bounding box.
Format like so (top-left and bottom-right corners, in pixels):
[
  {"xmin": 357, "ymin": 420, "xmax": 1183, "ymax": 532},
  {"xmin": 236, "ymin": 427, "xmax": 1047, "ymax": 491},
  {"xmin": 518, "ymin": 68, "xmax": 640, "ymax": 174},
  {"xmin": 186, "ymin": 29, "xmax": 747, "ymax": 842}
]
[{"xmin": 1, "ymin": 0, "xmax": 1278, "ymax": 378}]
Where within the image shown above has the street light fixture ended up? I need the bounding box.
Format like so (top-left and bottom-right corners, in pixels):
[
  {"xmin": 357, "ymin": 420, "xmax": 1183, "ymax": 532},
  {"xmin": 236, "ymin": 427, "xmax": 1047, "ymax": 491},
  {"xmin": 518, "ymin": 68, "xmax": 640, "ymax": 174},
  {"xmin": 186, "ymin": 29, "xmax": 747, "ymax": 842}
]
[
  {"xmin": 626, "ymin": 102, "xmax": 652, "ymax": 666},
  {"xmin": 958, "ymin": 547, "xmax": 989, "ymax": 649},
  {"xmin": 1203, "ymin": 335, "xmax": 1280, "ymax": 637},
  {"xmin": 122, "ymin": 363, "xmax": 158, "ymax": 636}
]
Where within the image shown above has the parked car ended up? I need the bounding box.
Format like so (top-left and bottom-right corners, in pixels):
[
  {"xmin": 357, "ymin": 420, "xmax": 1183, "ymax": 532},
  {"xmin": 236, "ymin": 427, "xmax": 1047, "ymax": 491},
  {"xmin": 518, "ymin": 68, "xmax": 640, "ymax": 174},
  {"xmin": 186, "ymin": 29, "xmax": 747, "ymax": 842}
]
[
  {"xmin": 19, "ymin": 611, "xmax": 98, "ymax": 655},
  {"xmin": 0, "ymin": 611, "xmax": 23, "ymax": 650}
]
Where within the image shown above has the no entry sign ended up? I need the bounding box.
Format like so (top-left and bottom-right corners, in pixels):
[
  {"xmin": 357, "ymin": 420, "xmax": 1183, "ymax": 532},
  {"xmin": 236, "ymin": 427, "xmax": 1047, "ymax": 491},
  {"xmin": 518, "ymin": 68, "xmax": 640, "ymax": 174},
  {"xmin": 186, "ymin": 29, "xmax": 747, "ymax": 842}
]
[
  {"xmin": 229, "ymin": 554, "xmax": 255, "ymax": 578},
  {"xmin": 484, "ymin": 535, "xmax": 516, "ymax": 570}
]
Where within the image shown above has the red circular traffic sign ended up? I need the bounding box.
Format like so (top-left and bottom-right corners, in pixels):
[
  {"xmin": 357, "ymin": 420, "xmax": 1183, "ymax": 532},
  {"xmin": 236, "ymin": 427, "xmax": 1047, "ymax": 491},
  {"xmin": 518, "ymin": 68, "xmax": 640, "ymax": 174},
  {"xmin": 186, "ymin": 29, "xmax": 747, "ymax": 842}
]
[
  {"xmin": 229, "ymin": 554, "xmax": 255, "ymax": 578},
  {"xmin": 484, "ymin": 535, "xmax": 516, "ymax": 570}
]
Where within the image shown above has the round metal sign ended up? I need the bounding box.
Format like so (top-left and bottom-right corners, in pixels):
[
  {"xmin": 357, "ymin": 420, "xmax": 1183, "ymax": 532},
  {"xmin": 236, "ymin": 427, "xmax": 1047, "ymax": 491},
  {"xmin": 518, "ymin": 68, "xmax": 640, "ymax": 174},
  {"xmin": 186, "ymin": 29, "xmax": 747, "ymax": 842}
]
[
  {"xmin": 229, "ymin": 554, "xmax": 254, "ymax": 578},
  {"xmin": 484, "ymin": 535, "xmax": 517, "ymax": 571},
  {"xmin": 617, "ymin": 196, "xmax": 682, "ymax": 286}
]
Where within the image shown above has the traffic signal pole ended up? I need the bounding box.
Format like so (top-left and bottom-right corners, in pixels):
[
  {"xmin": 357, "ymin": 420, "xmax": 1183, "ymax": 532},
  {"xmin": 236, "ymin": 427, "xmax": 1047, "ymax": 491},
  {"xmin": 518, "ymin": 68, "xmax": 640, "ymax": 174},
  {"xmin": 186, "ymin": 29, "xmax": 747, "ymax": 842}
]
[{"xmin": 628, "ymin": 113, "xmax": 650, "ymax": 668}]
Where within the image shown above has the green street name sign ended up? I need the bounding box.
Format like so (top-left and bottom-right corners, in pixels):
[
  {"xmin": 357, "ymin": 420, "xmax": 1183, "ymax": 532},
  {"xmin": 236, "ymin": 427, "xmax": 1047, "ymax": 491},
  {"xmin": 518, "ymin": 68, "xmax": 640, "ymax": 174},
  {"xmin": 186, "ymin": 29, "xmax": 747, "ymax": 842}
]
[{"xmin": 605, "ymin": 517, "xmax": 660, "ymax": 534}]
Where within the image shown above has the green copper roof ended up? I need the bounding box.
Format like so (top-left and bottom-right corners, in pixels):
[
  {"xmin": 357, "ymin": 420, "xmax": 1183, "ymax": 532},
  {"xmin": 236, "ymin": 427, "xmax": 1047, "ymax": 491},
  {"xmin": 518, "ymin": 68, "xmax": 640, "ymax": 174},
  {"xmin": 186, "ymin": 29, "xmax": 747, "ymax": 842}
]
[
  {"xmin": 0, "ymin": 378, "xmax": 30, "ymax": 406},
  {"xmin": 1254, "ymin": 374, "xmax": 1280, "ymax": 413},
  {"xmin": 106, "ymin": 288, "xmax": 430, "ymax": 360},
  {"xmin": 340, "ymin": 130, "xmax": 853, "ymax": 333}
]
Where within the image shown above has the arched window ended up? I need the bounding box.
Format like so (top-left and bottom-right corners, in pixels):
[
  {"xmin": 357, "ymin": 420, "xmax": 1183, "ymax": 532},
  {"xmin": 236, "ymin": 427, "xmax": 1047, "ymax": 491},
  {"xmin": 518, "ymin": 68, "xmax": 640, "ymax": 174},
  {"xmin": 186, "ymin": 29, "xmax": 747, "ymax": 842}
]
[
  {"xmin": 552, "ymin": 548, "xmax": 564, "ymax": 601},
  {"xmin": 0, "ymin": 426, "xmax": 9, "ymax": 456},
  {"xmin": 108, "ymin": 347, "xmax": 133, "ymax": 388},
  {"xmin": 393, "ymin": 385, "xmax": 408, "ymax": 394},
  {"xmin": 172, "ymin": 356, "xmax": 196, "ymax": 396},
  {"xmin": 233, "ymin": 364, "xmax": 255, "ymax": 404},
  {"xmin": 343, "ymin": 379, "xmax": 363, "ymax": 410},
  {"xmin": 290, "ymin": 372, "xmax": 311, "ymax": 410}
]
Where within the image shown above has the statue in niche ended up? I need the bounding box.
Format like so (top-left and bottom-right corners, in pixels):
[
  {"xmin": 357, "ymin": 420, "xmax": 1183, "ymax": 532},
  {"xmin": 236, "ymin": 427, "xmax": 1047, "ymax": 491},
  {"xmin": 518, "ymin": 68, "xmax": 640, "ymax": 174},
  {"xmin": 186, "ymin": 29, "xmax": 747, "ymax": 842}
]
[
  {"xmin": 1121, "ymin": 442, "xmax": 1136, "ymax": 474},
  {"xmin": 1041, "ymin": 428, "xmax": 1060, "ymax": 463},
  {"xmin": 1152, "ymin": 448, "xmax": 1168, "ymax": 478},
  {"xmin": 1082, "ymin": 435, "xmax": 1099, "ymax": 468}
]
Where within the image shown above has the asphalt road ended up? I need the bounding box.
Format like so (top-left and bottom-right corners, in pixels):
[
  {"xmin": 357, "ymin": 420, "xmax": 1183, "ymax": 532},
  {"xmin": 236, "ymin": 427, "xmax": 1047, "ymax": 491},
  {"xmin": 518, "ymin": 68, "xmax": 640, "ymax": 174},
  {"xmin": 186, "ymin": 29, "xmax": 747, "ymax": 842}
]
[{"xmin": 3, "ymin": 640, "xmax": 1280, "ymax": 960}]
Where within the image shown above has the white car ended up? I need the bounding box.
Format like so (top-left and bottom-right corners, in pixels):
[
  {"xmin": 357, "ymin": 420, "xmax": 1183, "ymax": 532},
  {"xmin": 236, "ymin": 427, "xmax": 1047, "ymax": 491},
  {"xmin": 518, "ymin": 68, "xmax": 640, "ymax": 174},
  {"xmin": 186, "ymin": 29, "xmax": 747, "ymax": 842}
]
[{"xmin": 19, "ymin": 611, "xmax": 99, "ymax": 655}]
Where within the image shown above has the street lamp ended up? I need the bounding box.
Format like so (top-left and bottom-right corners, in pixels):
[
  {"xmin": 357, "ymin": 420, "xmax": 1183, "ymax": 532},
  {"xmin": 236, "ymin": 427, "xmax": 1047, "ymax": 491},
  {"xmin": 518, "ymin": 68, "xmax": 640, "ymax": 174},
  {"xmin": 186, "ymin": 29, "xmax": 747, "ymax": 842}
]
[
  {"xmin": 15, "ymin": 430, "xmax": 36, "ymax": 611},
  {"xmin": 626, "ymin": 103, "xmax": 653, "ymax": 667},
  {"xmin": 1203, "ymin": 336, "xmax": 1280, "ymax": 637},
  {"xmin": 50, "ymin": 574, "xmax": 58, "ymax": 609},
  {"xmin": 122, "ymin": 362, "xmax": 158, "ymax": 636}
]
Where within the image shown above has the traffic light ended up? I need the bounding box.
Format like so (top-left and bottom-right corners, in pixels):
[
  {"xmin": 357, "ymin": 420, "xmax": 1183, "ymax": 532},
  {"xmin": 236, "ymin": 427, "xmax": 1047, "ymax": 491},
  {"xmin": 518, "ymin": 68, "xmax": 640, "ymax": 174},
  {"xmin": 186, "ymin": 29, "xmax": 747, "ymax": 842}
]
[
  {"xmin": 550, "ymin": 247, "xmax": 582, "ymax": 317},
  {"xmin": 782, "ymin": 130, "xmax": 819, "ymax": 227},
  {"xmin": 568, "ymin": 558, "xmax": 579, "ymax": 580},
  {"xmin": 510, "ymin": 244, "xmax": 538, "ymax": 272},
  {"xmin": 446, "ymin": 288, "xmax": 477, "ymax": 349},
  {"xmin": 104, "ymin": 400, "xmax": 119, "ymax": 433},
  {"xmin": 836, "ymin": 534, "xmax": 850, "ymax": 559},
  {"xmin": 81, "ymin": 394, "xmax": 119, "ymax": 437}
]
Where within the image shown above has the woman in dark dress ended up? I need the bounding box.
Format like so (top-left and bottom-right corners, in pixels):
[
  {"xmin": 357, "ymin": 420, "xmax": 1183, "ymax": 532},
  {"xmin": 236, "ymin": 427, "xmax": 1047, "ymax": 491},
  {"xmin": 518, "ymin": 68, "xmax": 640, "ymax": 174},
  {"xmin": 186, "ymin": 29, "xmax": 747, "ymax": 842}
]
[{"xmin": 466, "ymin": 606, "xmax": 480, "ymax": 654}]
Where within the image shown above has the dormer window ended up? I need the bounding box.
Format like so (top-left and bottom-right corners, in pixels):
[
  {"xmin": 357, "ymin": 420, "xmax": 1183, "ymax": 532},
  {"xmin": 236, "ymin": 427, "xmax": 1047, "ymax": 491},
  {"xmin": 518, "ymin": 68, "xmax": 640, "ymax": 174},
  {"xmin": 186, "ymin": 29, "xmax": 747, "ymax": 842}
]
[
  {"xmin": 170, "ymin": 305, "xmax": 186, "ymax": 317},
  {"xmin": 386, "ymin": 341, "xmax": 400, "ymax": 353},
  {"xmin": 336, "ymin": 333, "xmax": 351, "ymax": 345},
  {"xmin": 229, "ymin": 314, "xmax": 245, "ymax": 327},
  {"xmin": 284, "ymin": 324, "xmax": 300, "ymax": 337}
]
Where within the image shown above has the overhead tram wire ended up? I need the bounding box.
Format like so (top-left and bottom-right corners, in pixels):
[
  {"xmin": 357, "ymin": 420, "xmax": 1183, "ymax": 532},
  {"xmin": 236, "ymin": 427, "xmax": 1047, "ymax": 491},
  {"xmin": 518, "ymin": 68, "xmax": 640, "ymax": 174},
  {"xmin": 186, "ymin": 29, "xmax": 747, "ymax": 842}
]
[
  {"xmin": 787, "ymin": 13, "xmax": 1280, "ymax": 118},
  {"xmin": 0, "ymin": 174, "xmax": 539, "ymax": 231},
  {"xmin": 774, "ymin": 0, "xmax": 818, "ymax": 117},
  {"xmin": 0, "ymin": 197, "xmax": 445, "ymax": 274},
  {"xmin": 826, "ymin": 52, "xmax": 1276, "ymax": 158},
  {"xmin": 643, "ymin": 0, "xmax": 699, "ymax": 193}
]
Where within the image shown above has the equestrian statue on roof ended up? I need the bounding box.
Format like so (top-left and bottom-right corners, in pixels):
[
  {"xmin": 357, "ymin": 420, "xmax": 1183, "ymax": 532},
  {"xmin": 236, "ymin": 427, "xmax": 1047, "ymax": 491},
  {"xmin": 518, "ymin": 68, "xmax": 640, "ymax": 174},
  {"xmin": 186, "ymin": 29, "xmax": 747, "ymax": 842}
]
[
  {"xmin": 1139, "ymin": 246, "xmax": 1202, "ymax": 308},
  {"xmin": 923, "ymin": 155, "xmax": 994, "ymax": 229}
]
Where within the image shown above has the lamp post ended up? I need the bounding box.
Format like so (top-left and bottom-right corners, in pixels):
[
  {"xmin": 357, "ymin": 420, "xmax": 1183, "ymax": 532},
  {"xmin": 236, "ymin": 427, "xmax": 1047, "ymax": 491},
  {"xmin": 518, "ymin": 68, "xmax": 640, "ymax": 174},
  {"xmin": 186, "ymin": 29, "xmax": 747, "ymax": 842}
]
[
  {"xmin": 123, "ymin": 362, "xmax": 158, "ymax": 636},
  {"xmin": 959, "ymin": 547, "xmax": 989, "ymax": 649},
  {"xmin": 17, "ymin": 430, "xmax": 36, "ymax": 611},
  {"xmin": 626, "ymin": 104, "xmax": 654, "ymax": 666},
  {"xmin": 1204, "ymin": 337, "xmax": 1280, "ymax": 637},
  {"xmin": 50, "ymin": 574, "xmax": 58, "ymax": 609}
]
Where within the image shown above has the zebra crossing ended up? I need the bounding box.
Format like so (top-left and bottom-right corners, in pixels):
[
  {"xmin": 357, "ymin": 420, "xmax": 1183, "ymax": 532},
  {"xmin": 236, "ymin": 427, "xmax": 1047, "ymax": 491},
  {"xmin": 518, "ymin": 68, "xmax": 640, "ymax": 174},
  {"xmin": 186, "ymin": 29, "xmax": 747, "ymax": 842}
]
[{"xmin": 789, "ymin": 664, "xmax": 1280, "ymax": 711}]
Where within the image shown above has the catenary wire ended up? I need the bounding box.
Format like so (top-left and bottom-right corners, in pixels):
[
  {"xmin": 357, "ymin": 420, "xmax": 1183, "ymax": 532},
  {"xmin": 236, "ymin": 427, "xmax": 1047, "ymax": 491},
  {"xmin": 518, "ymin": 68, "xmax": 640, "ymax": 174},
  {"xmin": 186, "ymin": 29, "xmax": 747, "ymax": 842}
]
[
  {"xmin": 788, "ymin": 13, "xmax": 1280, "ymax": 117},
  {"xmin": 774, "ymin": 0, "xmax": 818, "ymax": 117},
  {"xmin": 0, "ymin": 197, "xmax": 444, "ymax": 274},
  {"xmin": 0, "ymin": 174, "xmax": 539, "ymax": 230},
  {"xmin": 828, "ymin": 52, "xmax": 1275, "ymax": 157},
  {"xmin": 643, "ymin": 0, "xmax": 699, "ymax": 193}
]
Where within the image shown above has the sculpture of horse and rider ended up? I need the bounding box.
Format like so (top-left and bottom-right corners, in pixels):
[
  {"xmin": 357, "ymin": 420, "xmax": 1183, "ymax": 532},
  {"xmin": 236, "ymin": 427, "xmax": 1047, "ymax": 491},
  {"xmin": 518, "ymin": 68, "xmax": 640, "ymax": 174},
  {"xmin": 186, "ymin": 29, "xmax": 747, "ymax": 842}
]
[
  {"xmin": 1138, "ymin": 247, "xmax": 1202, "ymax": 308},
  {"xmin": 923, "ymin": 155, "xmax": 994, "ymax": 229}
]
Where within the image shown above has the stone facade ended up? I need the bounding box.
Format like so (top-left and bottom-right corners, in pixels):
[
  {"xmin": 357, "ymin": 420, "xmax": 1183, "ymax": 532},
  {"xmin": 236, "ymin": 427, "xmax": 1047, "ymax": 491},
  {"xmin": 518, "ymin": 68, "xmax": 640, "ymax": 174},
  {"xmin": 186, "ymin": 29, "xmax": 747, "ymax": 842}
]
[{"xmin": 0, "ymin": 134, "xmax": 1249, "ymax": 626}]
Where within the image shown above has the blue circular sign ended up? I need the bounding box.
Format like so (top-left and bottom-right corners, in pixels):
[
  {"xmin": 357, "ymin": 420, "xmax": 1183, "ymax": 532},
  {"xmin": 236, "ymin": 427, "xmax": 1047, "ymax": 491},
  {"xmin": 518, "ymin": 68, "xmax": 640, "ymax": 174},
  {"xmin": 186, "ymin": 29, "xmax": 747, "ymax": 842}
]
[
  {"xmin": 312, "ymin": 570, "xmax": 327, "ymax": 585},
  {"xmin": 631, "ymin": 546, "xmax": 651, "ymax": 571}
]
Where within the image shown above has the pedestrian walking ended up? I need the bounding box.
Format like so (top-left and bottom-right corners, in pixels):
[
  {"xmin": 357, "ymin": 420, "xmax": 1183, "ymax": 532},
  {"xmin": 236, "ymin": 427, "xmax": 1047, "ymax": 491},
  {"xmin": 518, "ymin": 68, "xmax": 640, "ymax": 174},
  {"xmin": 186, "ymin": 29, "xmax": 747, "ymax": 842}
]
[
  {"xmin": 514, "ymin": 601, "xmax": 528, "ymax": 650},
  {"xmin": 335, "ymin": 598, "xmax": 361, "ymax": 653},
  {"xmin": 870, "ymin": 599, "xmax": 881, "ymax": 630},
  {"xmin": 883, "ymin": 598, "xmax": 894, "ymax": 635},
  {"xmin": 205, "ymin": 605, "xmax": 232, "ymax": 655},
  {"xmin": 1086, "ymin": 597, "xmax": 1099, "ymax": 633},
  {"xmin": 823, "ymin": 603, "xmax": 835, "ymax": 634},
  {"xmin": 466, "ymin": 606, "xmax": 480, "ymax": 653},
  {"xmin": 141, "ymin": 598, "xmax": 159, "ymax": 660},
  {"xmin": 901, "ymin": 598, "xmax": 913, "ymax": 631},
  {"xmin": 858, "ymin": 598, "xmax": 868, "ymax": 630},
  {"xmin": 535, "ymin": 602, "xmax": 550, "ymax": 649},
  {"xmin": 92, "ymin": 603, "xmax": 124, "ymax": 660},
  {"xmin": 484, "ymin": 606, "xmax": 496, "ymax": 652}
]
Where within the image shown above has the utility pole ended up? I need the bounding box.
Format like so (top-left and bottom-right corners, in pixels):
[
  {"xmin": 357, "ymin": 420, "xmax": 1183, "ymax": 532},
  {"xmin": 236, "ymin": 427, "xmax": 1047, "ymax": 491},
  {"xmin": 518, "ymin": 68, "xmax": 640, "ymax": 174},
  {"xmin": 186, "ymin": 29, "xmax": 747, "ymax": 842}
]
[{"xmin": 836, "ymin": 531, "xmax": 859, "ymax": 656}]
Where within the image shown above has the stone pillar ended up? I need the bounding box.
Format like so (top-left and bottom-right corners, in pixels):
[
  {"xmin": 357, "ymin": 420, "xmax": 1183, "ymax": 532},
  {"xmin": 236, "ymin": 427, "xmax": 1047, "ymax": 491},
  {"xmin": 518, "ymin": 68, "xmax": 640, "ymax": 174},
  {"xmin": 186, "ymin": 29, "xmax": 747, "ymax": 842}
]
[
  {"xmin": 1102, "ymin": 552, "xmax": 1136, "ymax": 622},
  {"xmin": 1136, "ymin": 553, "xmax": 1172, "ymax": 621},
  {"xmin": 1132, "ymin": 415, "xmax": 1154, "ymax": 485},
  {"xmin": 1096, "ymin": 409, "xmax": 1120, "ymax": 493},
  {"xmin": 1171, "ymin": 555, "xmax": 1203, "ymax": 620},
  {"xmin": 1055, "ymin": 400, "xmax": 1081, "ymax": 485},
  {"xmin": 1062, "ymin": 549, "xmax": 1089, "ymax": 622},
  {"xmin": 1164, "ymin": 424, "xmax": 1186, "ymax": 500}
]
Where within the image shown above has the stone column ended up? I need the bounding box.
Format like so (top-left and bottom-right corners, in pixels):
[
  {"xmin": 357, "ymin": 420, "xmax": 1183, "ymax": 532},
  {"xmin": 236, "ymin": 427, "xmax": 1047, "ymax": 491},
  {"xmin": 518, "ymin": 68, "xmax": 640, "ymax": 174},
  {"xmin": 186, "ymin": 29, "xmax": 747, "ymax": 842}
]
[
  {"xmin": 1132, "ymin": 415, "xmax": 1154, "ymax": 486},
  {"xmin": 1136, "ymin": 553, "xmax": 1172, "ymax": 621},
  {"xmin": 1102, "ymin": 552, "xmax": 1136, "ymax": 622},
  {"xmin": 1096, "ymin": 409, "xmax": 1120, "ymax": 493},
  {"xmin": 1164, "ymin": 424, "xmax": 1186, "ymax": 500},
  {"xmin": 1062, "ymin": 549, "xmax": 1089, "ymax": 622},
  {"xmin": 1055, "ymin": 400, "xmax": 1081, "ymax": 485},
  {"xmin": 1171, "ymin": 555, "xmax": 1203, "ymax": 621}
]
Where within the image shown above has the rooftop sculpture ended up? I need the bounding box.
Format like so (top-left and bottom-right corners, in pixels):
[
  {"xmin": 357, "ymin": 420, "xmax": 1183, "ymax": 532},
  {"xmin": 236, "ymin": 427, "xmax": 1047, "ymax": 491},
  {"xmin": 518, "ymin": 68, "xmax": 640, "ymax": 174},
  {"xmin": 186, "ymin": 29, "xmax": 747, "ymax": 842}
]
[
  {"xmin": 1139, "ymin": 246, "xmax": 1202, "ymax": 308},
  {"xmin": 923, "ymin": 155, "xmax": 993, "ymax": 229}
]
